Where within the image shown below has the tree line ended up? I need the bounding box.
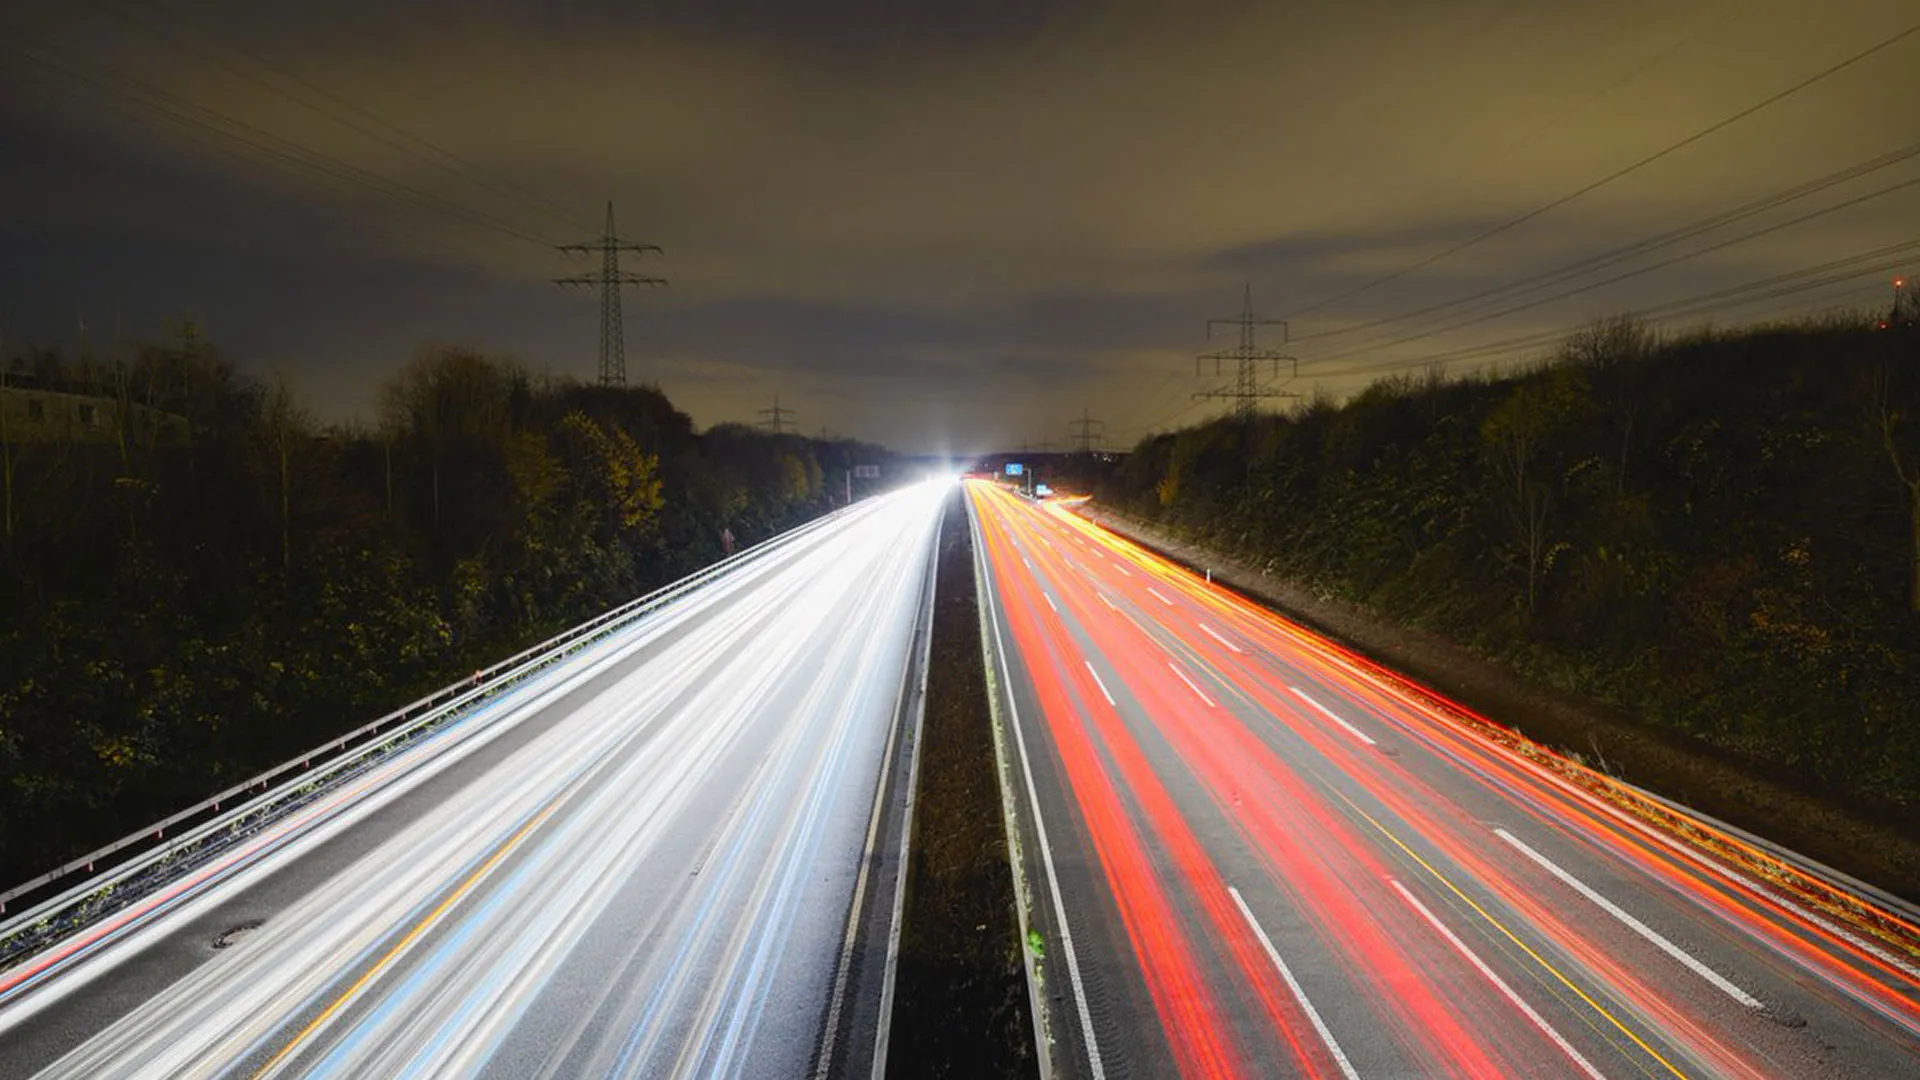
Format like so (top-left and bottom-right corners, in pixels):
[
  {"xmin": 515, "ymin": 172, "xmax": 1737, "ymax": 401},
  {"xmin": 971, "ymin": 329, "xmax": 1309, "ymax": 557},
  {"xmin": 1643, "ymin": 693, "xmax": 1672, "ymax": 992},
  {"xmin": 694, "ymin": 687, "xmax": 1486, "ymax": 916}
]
[
  {"xmin": 0, "ymin": 337, "xmax": 891, "ymax": 885},
  {"xmin": 1101, "ymin": 316, "xmax": 1920, "ymax": 813}
]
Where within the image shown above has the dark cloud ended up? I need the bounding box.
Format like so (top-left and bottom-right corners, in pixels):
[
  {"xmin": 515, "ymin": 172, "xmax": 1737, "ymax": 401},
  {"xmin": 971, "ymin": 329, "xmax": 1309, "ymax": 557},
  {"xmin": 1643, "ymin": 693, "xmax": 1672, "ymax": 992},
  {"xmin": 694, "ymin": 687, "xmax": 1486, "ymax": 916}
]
[{"xmin": 5, "ymin": 0, "xmax": 1919, "ymax": 450}]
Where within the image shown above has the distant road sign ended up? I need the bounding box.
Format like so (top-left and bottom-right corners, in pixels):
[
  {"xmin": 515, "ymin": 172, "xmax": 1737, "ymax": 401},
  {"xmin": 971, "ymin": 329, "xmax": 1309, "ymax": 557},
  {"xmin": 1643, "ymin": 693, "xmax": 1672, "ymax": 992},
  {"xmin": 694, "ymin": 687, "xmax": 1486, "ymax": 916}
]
[
  {"xmin": 1005, "ymin": 463, "xmax": 1023, "ymax": 476},
  {"xmin": 853, "ymin": 465, "xmax": 881, "ymax": 478}
]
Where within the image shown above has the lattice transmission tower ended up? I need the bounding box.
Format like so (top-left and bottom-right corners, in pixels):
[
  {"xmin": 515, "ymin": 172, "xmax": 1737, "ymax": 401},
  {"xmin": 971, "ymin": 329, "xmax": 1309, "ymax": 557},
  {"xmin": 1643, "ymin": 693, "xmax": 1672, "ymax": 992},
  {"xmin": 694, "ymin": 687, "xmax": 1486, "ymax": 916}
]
[
  {"xmin": 554, "ymin": 202, "xmax": 665, "ymax": 387},
  {"xmin": 1195, "ymin": 284, "xmax": 1298, "ymax": 422},
  {"xmin": 758, "ymin": 395, "xmax": 796, "ymax": 434},
  {"xmin": 1069, "ymin": 406, "xmax": 1104, "ymax": 453}
]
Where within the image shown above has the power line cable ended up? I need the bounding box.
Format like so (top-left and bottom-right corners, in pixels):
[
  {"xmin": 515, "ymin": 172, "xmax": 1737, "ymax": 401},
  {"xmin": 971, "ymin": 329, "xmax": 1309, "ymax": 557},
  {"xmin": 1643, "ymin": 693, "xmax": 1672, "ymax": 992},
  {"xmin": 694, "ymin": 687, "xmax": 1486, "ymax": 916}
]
[
  {"xmin": 0, "ymin": 28, "xmax": 560, "ymax": 248},
  {"xmin": 1307, "ymin": 238, "xmax": 1920, "ymax": 380},
  {"xmin": 120, "ymin": 0, "xmax": 596, "ymax": 234},
  {"xmin": 1329, "ymin": 251, "xmax": 1916, "ymax": 378},
  {"xmin": 1318, "ymin": 0, "xmax": 1751, "ymax": 274},
  {"xmin": 1305, "ymin": 169, "xmax": 1920, "ymax": 366},
  {"xmin": 1284, "ymin": 17, "xmax": 1920, "ymax": 321},
  {"xmin": 1297, "ymin": 138, "xmax": 1920, "ymax": 342},
  {"xmin": 1107, "ymin": 370, "xmax": 1192, "ymax": 437},
  {"xmin": 0, "ymin": 50, "xmax": 507, "ymax": 282}
]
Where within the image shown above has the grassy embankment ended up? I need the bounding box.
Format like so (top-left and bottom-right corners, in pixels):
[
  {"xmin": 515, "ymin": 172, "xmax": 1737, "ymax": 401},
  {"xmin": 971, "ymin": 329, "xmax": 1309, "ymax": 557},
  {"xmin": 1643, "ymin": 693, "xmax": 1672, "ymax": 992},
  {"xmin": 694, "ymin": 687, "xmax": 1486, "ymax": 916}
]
[{"xmin": 1098, "ymin": 317, "xmax": 1920, "ymax": 899}]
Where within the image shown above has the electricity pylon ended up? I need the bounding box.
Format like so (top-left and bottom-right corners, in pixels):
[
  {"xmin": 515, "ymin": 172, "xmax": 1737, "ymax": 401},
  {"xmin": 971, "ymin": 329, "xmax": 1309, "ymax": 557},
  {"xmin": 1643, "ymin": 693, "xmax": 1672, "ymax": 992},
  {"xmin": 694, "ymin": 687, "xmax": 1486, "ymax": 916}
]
[
  {"xmin": 1195, "ymin": 284, "xmax": 1298, "ymax": 422},
  {"xmin": 555, "ymin": 202, "xmax": 664, "ymax": 387}
]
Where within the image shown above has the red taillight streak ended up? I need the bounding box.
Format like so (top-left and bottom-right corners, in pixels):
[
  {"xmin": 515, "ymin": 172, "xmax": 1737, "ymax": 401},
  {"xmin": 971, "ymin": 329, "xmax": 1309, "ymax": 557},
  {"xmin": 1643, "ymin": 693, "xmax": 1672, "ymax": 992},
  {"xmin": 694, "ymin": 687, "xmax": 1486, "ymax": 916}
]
[
  {"xmin": 1041, "ymin": 529, "xmax": 1770, "ymax": 1074},
  {"xmin": 1037, "ymin": 500, "xmax": 1920, "ymax": 1051},
  {"xmin": 1011, "ymin": 529, "xmax": 1539, "ymax": 1075},
  {"xmin": 1139, "ymin": 618, "xmax": 1771, "ymax": 1073},
  {"xmin": 1048, "ymin": 504, "xmax": 1920, "ymax": 1005},
  {"xmin": 984, "ymin": 487, "xmax": 1511, "ymax": 1076},
  {"xmin": 1022, "ymin": 613, "xmax": 1336, "ymax": 1074},
  {"xmin": 0, "ymin": 760, "xmax": 393, "ymax": 999},
  {"xmin": 1241, "ymin": 623, "xmax": 1920, "ymax": 1035},
  {"xmin": 975, "ymin": 491, "xmax": 1246, "ymax": 1079}
]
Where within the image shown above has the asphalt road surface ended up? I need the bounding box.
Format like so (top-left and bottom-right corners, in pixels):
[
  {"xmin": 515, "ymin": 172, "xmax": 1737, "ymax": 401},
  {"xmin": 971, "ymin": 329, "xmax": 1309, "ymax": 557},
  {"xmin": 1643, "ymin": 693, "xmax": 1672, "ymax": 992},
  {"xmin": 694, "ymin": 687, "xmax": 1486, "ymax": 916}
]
[
  {"xmin": 0, "ymin": 481, "xmax": 945, "ymax": 1079},
  {"xmin": 970, "ymin": 480, "xmax": 1920, "ymax": 1080}
]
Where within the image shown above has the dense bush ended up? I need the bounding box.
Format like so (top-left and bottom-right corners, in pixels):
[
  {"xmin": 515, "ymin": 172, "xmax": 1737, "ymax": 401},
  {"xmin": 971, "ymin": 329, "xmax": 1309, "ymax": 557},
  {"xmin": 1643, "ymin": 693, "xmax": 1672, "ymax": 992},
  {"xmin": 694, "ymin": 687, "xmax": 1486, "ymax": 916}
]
[
  {"xmin": 1101, "ymin": 317, "xmax": 1920, "ymax": 810},
  {"xmin": 0, "ymin": 340, "xmax": 894, "ymax": 884}
]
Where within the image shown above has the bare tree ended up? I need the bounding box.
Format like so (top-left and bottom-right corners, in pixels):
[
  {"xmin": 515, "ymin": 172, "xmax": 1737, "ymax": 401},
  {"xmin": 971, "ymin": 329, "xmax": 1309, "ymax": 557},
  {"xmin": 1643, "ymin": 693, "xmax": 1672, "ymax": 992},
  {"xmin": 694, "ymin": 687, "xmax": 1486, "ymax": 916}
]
[
  {"xmin": 1865, "ymin": 358, "xmax": 1920, "ymax": 615},
  {"xmin": 379, "ymin": 346, "xmax": 511, "ymax": 533},
  {"xmin": 1, "ymin": 363, "xmax": 13, "ymax": 541},
  {"xmin": 1482, "ymin": 368, "xmax": 1589, "ymax": 619},
  {"xmin": 259, "ymin": 372, "xmax": 311, "ymax": 572},
  {"xmin": 1563, "ymin": 316, "xmax": 1654, "ymax": 494}
]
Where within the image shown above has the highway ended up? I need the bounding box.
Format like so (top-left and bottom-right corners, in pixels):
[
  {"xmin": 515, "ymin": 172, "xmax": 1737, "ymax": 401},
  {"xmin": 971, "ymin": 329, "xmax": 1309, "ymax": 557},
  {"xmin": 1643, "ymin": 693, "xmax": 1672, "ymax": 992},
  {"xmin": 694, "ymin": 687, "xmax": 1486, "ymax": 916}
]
[
  {"xmin": 969, "ymin": 480, "xmax": 1920, "ymax": 1080},
  {"xmin": 0, "ymin": 480, "xmax": 946, "ymax": 1079}
]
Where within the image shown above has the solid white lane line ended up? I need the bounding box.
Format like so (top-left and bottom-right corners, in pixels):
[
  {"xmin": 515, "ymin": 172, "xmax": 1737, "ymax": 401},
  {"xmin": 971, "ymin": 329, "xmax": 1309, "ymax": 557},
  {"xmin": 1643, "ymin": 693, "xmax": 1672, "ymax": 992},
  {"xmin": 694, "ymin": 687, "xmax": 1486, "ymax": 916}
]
[
  {"xmin": 820, "ymin": 584, "xmax": 921, "ymax": 1080},
  {"xmin": 1199, "ymin": 623, "xmax": 1241, "ymax": 653},
  {"xmin": 1084, "ymin": 663, "xmax": 1116, "ymax": 706},
  {"xmin": 1043, "ymin": 592, "xmax": 1059, "ymax": 613},
  {"xmin": 1167, "ymin": 663, "xmax": 1215, "ymax": 708},
  {"xmin": 1495, "ymin": 829, "xmax": 1764, "ymax": 1010},
  {"xmin": 1390, "ymin": 880, "xmax": 1607, "ymax": 1080},
  {"xmin": 1228, "ymin": 887, "xmax": 1361, "ymax": 1080},
  {"xmin": 1469, "ymin": 718, "xmax": 1920, "ymax": 986},
  {"xmin": 1288, "ymin": 686, "xmax": 1377, "ymax": 747},
  {"xmin": 863, "ymin": 523, "xmax": 942, "ymax": 1080},
  {"xmin": 980, "ymin": 537, "xmax": 1106, "ymax": 1080},
  {"xmin": 1147, "ymin": 587, "xmax": 1173, "ymax": 606},
  {"xmin": 1096, "ymin": 592, "xmax": 1116, "ymax": 611}
]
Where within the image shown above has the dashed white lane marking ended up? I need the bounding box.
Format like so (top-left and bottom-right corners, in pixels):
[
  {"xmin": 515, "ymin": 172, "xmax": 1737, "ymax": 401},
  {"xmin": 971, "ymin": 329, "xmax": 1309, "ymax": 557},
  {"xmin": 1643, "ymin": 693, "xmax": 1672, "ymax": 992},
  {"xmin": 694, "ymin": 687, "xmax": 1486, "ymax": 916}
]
[
  {"xmin": 1495, "ymin": 828, "xmax": 1764, "ymax": 1010},
  {"xmin": 1199, "ymin": 623, "xmax": 1241, "ymax": 653},
  {"xmin": 1391, "ymin": 879, "xmax": 1607, "ymax": 1080},
  {"xmin": 1147, "ymin": 587, "xmax": 1174, "ymax": 606},
  {"xmin": 1229, "ymin": 886, "xmax": 1362, "ymax": 1080},
  {"xmin": 1168, "ymin": 663, "xmax": 1215, "ymax": 707},
  {"xmin": 1113, "ymin": 563, "xmax": 1131, "ymax": 577},
  {"xmin": 1084, "ymin": 662, "xmax": 1116, "ymax": 706},
  {"xmin": 1042, "ymin": 592, "xmax": 1059, "ymax": 613},
  {"xmin": 1096, "ymin": 592, "xmax": 1117, "ymax": 610},
  {"xmin": 1287, "ymin": 686, "xmax": 1378, "ymax": 747}
]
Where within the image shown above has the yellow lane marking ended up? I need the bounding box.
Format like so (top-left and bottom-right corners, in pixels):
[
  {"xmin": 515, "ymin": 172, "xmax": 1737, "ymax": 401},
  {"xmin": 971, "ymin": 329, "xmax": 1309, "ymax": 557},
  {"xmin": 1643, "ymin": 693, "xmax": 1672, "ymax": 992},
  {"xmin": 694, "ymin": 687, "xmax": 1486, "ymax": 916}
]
[
  {"xmin": 252, "ymin": 800, "xmax": 563, "ymax": 1077},
  {"xmin": 1332, "ymin": 789, "xmax": 1693, "ymax": 1080}
]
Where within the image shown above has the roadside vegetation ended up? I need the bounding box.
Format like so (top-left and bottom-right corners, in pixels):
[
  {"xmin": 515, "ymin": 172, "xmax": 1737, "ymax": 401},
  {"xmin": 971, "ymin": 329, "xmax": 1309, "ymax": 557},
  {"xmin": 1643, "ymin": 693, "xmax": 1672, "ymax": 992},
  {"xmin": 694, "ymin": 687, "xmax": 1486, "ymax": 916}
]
[
  {"xmin": 0, "ymin": 336, "xmax": 891, "ymax": 885},
  {"xmin": 1101, "ymin": 316, "xmax": 1920, "ymax": 826}
]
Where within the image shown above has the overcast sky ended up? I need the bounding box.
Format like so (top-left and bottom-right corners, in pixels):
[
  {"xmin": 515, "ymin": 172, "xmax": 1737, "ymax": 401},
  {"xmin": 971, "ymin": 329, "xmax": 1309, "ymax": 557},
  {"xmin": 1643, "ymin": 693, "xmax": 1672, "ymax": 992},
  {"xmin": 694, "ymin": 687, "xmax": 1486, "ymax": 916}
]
[{"xmin": 4, "ymin": 0, "xmax": 1919, "ymax": 452}]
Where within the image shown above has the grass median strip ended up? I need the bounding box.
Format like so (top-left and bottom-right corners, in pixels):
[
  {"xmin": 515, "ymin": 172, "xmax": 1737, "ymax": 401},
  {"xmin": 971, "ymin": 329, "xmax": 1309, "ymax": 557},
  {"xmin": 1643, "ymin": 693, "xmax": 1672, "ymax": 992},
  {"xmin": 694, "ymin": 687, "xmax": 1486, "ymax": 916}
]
[{"xmin": 886, "ymin": 491, "xmax": 1037, "ymax": 1079}]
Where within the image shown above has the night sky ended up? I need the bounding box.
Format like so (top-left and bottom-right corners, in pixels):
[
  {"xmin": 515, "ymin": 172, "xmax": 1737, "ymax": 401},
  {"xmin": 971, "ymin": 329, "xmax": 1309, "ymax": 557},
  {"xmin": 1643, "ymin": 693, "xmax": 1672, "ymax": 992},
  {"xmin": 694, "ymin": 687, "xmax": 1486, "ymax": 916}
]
[{"xmin": 4, "ymin": 0, "xmax": 1919, "ymax": 452}]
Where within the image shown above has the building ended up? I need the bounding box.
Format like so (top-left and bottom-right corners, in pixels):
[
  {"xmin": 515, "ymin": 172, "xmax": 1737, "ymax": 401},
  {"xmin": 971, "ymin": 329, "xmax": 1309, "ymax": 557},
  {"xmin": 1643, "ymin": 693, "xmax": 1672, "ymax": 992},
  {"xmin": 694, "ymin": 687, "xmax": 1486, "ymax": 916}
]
[{"xmin": 0, "ymin": 382, "xmax": 190, "ymax": 447}]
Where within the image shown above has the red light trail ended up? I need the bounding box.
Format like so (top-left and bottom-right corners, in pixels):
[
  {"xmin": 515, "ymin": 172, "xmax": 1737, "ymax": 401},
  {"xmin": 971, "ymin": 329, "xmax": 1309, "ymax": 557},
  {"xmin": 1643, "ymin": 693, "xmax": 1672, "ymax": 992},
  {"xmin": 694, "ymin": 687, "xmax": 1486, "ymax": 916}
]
[{"xmin": 969, "ymin": 479, "xmax": 1920, "ymax": 1079}]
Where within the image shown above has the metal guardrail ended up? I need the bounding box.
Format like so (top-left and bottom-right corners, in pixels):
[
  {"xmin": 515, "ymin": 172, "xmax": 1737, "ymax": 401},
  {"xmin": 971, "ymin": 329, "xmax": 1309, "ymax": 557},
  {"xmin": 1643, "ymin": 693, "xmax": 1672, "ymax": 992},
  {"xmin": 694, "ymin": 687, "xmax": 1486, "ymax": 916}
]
[
  {"xmin": 1633, "ymin": 787, "xmax": 1920, "ymax": 925},
  {"xmin": 0, "ymin": 499, "xmax": 872, "ymax": 937},
  {"xmin": 1074, "ymin": 503, "xmax": 1920, "ymax": 961}
]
